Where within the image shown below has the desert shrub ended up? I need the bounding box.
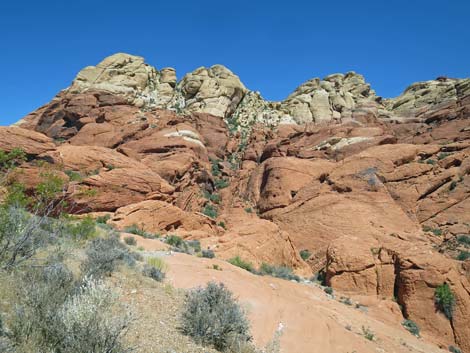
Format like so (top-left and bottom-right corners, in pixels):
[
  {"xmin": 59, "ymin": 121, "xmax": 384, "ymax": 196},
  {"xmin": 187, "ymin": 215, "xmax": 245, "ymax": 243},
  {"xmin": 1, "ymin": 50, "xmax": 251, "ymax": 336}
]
[
  {"xmin": 258, "ymin": 263, "xmax": 300, "ymax": 281},
  {"xmin": 202, "ymin": 249, "xmax": 215, "ymax": 259},
  {"xmin": 124, "ymin": 236, "xmax": 137, "ymax": 246},
  {"xmin": 340, "ymin": 297, "xmax": 353, "ymax": 306},
  {"xmin": 438, "ymin": 152, "xmax": 451, "ymax": 160},
  {"xmin": 166, "ymin": 234, "xmax": 183, "ymax": 248},
  {"xmin": 0, "ymin": 206, "xmax": 53, "ymax": 270},
  {"xmin": 142, "ymin": 264, "xmax": 165, "ymax": 282},
  {"xmin": 449, "ymin": 346, "xmax": 462, "ymax": 353},
  {"xmin": 228, "ymin": 256, "xmax": 254, "ymax": 273},
  {"xmin": 202, "ymin": 204, "xmax": 218, "ymax": 219},
  {"xmin": 426, "ymin": 159, "xmax": 436, "ymax": 165},
  {"xmin": 81, "ymin": 236, "xmax": 134, "ymax": 278},
  {"xmin": 10, "ymin": 262, "xmax": 76, "ymax": 345},
  {"xmin": 186, "ymin": 239, "xmax": 201, "ymax": 253},
  {"xmin": 299, "ymin": 249, "xmax": 311, "ymax": 261},
  {"xmin": 457, "ymin": 235, "xmax": 470, "ymax": 246},
  {"xmin": 449, "ymin": 180, "xmax": 458, "ymax": 191},
  {"xmin": 66, "ymin": 216, "xmax": 97, "ymax": 241},
  {"xmin": 0, "ymin": 148, "xmax": 26, "ymax": 171},
  {"xmin": 124, "ymin": 223, "xmax": 154, "ymax": 238},
  {"xmin": 244, "ymin": 207, "xmax": 253, "ymax": 214},
  {"xmin": 35, "ymin": 171, "xmax": 65, "ymax": 205},
  {"xmin": 218, "ymin": 221, "xmax": 226, "ymax": 229},
  {"xmin": 324, "ymin": 286, "xmax": 334, "ymax": 295},
  {"xmin": 10, "ymin": 264, "xmax": 131, "ymax": 353},
  {"xmin": 435, "ymin": 283, "xmax": 455, "ymax": 319},
  {"xmin": 402, "ymin": 319, "xmax": 420, "ymax": 337},
  {"xmin": 457, "ymin": 251, "xmax": 470, "ymax": 261},
  {"xmin": 203, "ymin": 191, "xmax": 221, "ymax": 204},
  {"xmin": 181, "ymin": 282, "xmax": 251, "ymax": 351},
  {"xmin": 210, "ymin": 158, "xmax": 222, "ymax": 177},
  {"xmin": 96, "ymin": 214, "xmax": 111, "ymax": 224},
  {"xmin": 432, "ymin": 228, "xmax": 442, "ymax": 236},
  {"xmin": 362, "ymin": 326, "xmax": 375, "ymax": 341},
  {"xmin": 64, "ymin": 170, "xmax": 83, "ymax": 182},
  {"xmin": 214, "ymin": 178, "xmax": 230, "ymax": 190}
]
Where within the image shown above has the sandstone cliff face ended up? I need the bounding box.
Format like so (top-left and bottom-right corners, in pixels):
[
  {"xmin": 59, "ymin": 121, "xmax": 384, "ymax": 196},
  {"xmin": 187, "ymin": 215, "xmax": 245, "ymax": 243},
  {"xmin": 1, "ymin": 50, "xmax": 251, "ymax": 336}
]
[{"xmin": 4, "ymin": 53, "xmax": 470, "ymax": 353}]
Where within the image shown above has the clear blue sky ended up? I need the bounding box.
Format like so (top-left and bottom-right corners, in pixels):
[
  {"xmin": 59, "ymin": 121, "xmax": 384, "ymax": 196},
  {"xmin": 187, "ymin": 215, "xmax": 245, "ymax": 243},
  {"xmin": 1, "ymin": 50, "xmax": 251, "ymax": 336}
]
[{"xmin": 1, "ymin": 0, "xmax": 469, "ymax": 126}]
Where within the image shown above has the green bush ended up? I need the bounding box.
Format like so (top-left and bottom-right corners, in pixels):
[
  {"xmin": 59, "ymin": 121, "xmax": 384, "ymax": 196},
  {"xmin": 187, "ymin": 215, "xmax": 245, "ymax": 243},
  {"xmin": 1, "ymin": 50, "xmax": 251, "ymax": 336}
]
[
  {"xmin": 432, "ymin": 228, "xmax": 442, "ymax": 236},
  {"xmin": 124, "ymin": 223, "xmax": 155, "ymax": 238},
  {"xmin": 324, "ymin": 286, "xmax": 334, "ymax": 295},
  {"xmin": 210, "ymin": 158, "xmax": 222, "ymax": 177},
  {"xmin": 362, "ymin": 326, "xmax": 375, "ymax": 341},
  {"xmin": 186, "ymin": 239, "xmax": 201, "ymax": 253},
  {"xmin": 457, "ymin": 235, "xmax": 470, "ymax": 246},
  {"xmin": 0, "ymin": 206, "xmax": 48, "ymax": 270},
  {"xmin": 258, "ymin": 263, "xmax": 300, "ymax": 281},
  {"xmin": 0, "ymin": 148, "xmax": 26, "ymax": 171},
  {"xmin": 299, "ymin": 249, "xmax": 311, "ymax": 261},
  {"xmin": 96, "ymin": 214, "xmax": 111, "ymax": 224},
  {"xmin": 449, "ymin": 346, "xmax": 462, "ymax": 353},
  {"xmin": 64, "ymin": 170, "xmax": 83, "ymax": 182},
  {"xmin": 9, "ymin": 263, "xmax": 131, "ymax": 353},
  {"xmin": 214, "ymin": 178, "xmax": 230, "ymax": 190},
  {"xmin": 142, "ymin": 264, "xmax": 165, "ymax": 282},
  {"xmin": 67, "ymin": 216, "xmax": 97, "ymax": 241},
  {"xmin": 402, "ymin": 319, "xmax": 420, "ymax": 337},
  {"xmin": 202, "ymin": 204, "xmax": 218, "ymax": 219},
  {"xmin": 438, "ymin": 152, "xmax": 451, "ymax": 160},
  {"xmin": 435, "ymin": 283, "xmax": 455, "ymax": 319},
  {"xmin": 166, "ymin": 235, "xmax": 183, "ymax": 248},
  {"xmin": 181, "ymin": 282, "xmax": 251, "ymax": 351},
  {"xmin": 202, "ymin": 249, "xmax": 215, "ymax": 259},
  {"xmin": 124, "ymin": 236, "xmax": 137, "ymax": 246},
  {"xmin": 228, "ymin": 256, "xmax": 254, "ymax": 273},
  {"xmin": 457, "ymin": 251, "xmax": 470, "ymax": 261},
  {"xmin": 81, "ymin": 236, "xmax": 134, "ymax": 278}
]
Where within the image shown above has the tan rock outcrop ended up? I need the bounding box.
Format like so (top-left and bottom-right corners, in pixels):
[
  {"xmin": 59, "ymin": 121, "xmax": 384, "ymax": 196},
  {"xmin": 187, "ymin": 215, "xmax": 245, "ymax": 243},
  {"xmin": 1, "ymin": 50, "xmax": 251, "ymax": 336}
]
[{"xmin": 0, "ymin": 126, "xmax": 55, "ymax": 155}]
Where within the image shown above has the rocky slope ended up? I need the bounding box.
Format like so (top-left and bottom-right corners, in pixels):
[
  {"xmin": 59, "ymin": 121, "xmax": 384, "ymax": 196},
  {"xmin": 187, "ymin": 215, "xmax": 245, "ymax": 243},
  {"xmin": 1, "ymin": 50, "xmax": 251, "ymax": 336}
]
[{"xmin": 3, "ymin": 53, "xmax": 470, "ymax": 353}]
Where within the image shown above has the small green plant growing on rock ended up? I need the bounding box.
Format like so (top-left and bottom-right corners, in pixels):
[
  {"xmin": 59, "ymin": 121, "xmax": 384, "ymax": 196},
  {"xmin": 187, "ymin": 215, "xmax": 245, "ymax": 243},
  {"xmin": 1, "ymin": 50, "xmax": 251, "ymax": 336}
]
[
  {"xmin": 202, "ymin": 204, "xmax": 218, "ymax": 219},
  {"xmin": 258, "ymin": 263, "xmax": 300, "ymax": 281},
  {"xmin": 457, "ymin": 235, "xmax": 470, "ymax": 246},
  {"xmin": 95, "ymin": 214, "xmax": 111, "ymax": 224},
  {"xmin": 64, "ymin": 170, "xmax": 83, "ymax": 182},
  {"xmin": 402, "ymin": 319, "xmax": 420, "ymax": 337},
  {"xmin": 435, "ymin": 283, "xmax": 455, "ymax": 320},
  {"xmin": 214, "ymin": 178, "xmax": 229, "ymax": 190},
  {"xmin": 228, "ymin": 256, "xmax": 254, "ymax": 273},
  {"xmin": 299, "ymin": 249, "xmax": 311, "ymax": 261},
  {"xmin": 324, "ymin": 286, "xmax": 334, "ymax": 295},
  {"xmin": 438, "ymin": 152, "xmax": 451, "ymax": 160},
  {"xmin": 449, "ymin": 345, "xmax": 462, "ymax": 353},
  {"xmin": 362, "ymin": 326, "xmax": 375, "ymax": 341},
  {"xmin": 181, "ymin": 282, "xmax": 251, "ymax": 351},
  {"xmin": 457, "ymin": 251, "xmax": 470, "ymax": 261}
]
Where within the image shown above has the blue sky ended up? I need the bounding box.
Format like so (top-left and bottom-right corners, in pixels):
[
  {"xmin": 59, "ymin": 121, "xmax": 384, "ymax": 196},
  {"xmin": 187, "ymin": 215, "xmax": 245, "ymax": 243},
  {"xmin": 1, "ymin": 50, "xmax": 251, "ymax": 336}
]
[{"xmin": 1, "ymin": 0, "xmax": 469, "ymax": 126}]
